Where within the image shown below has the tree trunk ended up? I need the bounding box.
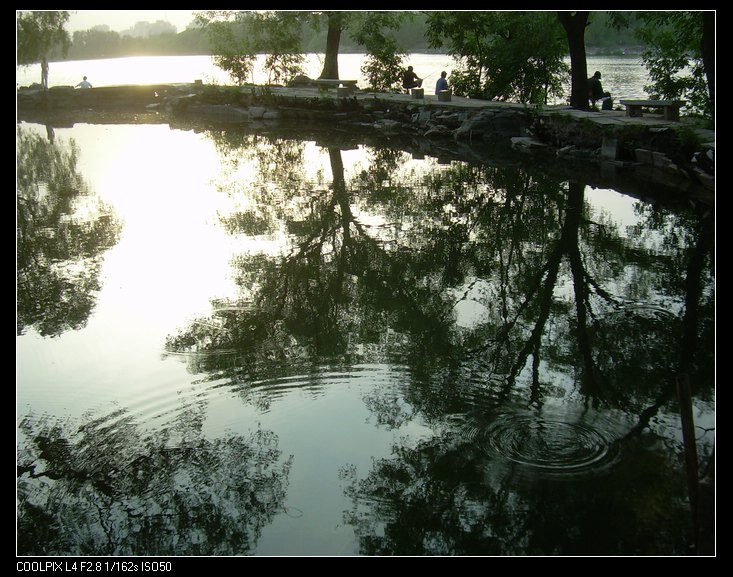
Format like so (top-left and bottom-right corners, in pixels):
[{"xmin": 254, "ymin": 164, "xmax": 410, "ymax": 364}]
[
  {"xmin": 565, "ymin": 181, "xmax": 600, "ymax": 395},
  {"xmin": 557, "ymin": 12, "xmax": 590, "ymax": 110},
  {"xmin": 319, "ymin": 15, "xmax": 342, "ymax": 79},
  {"xmin": 701, "ymin": 11, "xmax": 715, "ymax": 118}
]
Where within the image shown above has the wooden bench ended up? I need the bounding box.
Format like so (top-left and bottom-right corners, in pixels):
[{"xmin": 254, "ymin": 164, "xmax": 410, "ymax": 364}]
[
  {"xmin": 619, "ymin": 99, "xmax": 687, "ymax": 121},
  {"xmin": 312, "ymin": 79, "xmax": 359, "ymax": 95}
]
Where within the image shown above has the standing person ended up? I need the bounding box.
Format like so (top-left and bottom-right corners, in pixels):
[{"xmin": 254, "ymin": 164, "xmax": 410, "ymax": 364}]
[
  {"xmin": 402, "ymin": 65, "xmax": 423, "ymax": 92},
  {"xmin": 75, "ymin": 76, "xmax": 93, "ymax": 89},
  {"xmin": 587, "ymin": 71, "xmax": 611, "ymax": 110},
  {"xmin": 41, "ymin": 57, "xmax": 49, "ymax": 90},
  {"xmin": 435, "ymin": 71, "xmax": 449, "ymax": 95}
]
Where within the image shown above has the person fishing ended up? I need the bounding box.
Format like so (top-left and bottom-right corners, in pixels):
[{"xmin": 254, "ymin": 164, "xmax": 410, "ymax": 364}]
[
  {"xmin": 435, "ymin": 71, "xmax": 449, "ymax": 95},
  {"xmin": 402, "ymin": 65, "xmax": 423, "ymax": 92},
  {"xmin": 588, "ymin": 71, "xmax": 611, "ymax": 110}
]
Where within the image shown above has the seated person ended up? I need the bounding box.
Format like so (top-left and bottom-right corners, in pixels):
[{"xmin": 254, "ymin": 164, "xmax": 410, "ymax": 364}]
[
  {"xmin": 588, "ymin": 71, "xmax": 611, "ymax": 110},
  {"xmin": 435, "ymin": 71, "xmax": 449, "ymax": 95},
  {"xmin": 402, "ymin": 66, "xmax": 423, "ymax": 91}
]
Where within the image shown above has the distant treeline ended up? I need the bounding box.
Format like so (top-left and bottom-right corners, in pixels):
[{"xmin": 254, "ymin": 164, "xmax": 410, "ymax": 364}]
[
  {"xmin": 584, "ymin": 12, "xmax": 646, "ymax": 51},
  {"xmin": 54, "ymin": 12, "xmax": 647, "ymax": 62},
  {"xmin": 61, "ymin": 28, "xmax": 210, "ymax": 60}
]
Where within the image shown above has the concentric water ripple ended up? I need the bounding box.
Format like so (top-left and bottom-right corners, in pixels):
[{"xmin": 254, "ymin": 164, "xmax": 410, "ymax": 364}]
[
  {"xmin": 467, "ymin": 409, "xmax": 622, "ymax": 480},
  {"xmin": 487, "ymin": 417, "xmax": 609, "ymax": 469}
]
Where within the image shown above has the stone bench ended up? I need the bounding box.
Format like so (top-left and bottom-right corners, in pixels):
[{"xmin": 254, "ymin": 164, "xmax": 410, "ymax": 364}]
[
  {"xmin": 619, "ymin": 99, "xmax": 687, "ymax": 121},
  {"xmin": 312, "ymin": 79, "xmax": 359, "ymax": 96},
  {"xmin": 437, "ymin": 90, "xmax": 452, "ymax": 102}
]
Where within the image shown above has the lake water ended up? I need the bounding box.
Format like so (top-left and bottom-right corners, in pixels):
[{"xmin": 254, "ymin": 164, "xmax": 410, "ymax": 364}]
[
  {"xmin": 17, "ymin": 53, "xmax": 652, "ymax": 103},
  {"xmin": 16, "ymin": 55, "xmax": 714, "ymax": 557}
]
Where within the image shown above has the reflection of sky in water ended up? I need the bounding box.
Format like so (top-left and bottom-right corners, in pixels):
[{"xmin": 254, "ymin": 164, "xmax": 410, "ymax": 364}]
[
  {"xmin": 18, "ymin": 123, "xmax": 235, "ymax": 417},
  {"xmin": 17, "ymin": 121, "xmax": 714, "ymax": 556},
  {"xmin": 16, "ymin": 123, "xmax": 444, "ymax": 555},
  {"xmin": 18, "ymin": 121, "xmax": 697, "ymax": 410},
  {"xmin": 585, "ymin": 186, "xmax": 639, "ymax": 229}
]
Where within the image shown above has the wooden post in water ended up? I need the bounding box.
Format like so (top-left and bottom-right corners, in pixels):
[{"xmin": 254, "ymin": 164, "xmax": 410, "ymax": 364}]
[{"xmin": 676, "ymin": 373, "xmax": 699, "ymax": 553}]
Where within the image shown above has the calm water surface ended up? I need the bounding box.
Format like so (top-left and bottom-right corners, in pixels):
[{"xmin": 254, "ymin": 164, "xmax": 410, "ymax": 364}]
[
  {"xmin": 16, "ymin": 119, "xmax": 714, "ymax": 556},
  {"xmin": 17, "ymin": 53, "xmax": 652, "ymax": 103}
]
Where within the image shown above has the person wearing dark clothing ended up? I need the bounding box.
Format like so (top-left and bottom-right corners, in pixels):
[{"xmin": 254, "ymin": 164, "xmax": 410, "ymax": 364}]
[
  {"xmin": 402, "ymin": 66, "xmax": 423, "ymax": 91},
  {"xmin": 435, "ymin": 71, "xmax": 449, "ymax": 95},
  {"xmin": 588, "ymin": 71, "xmax": 611, "ymax": 110}
]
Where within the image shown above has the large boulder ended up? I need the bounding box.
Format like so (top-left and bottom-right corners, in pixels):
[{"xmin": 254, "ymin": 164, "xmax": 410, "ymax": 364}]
[
  {"xmin": 491, "ymin": 109, "xmax": 527, "ymax": 136},
  {"xmin": 511, "ymin": 136, "xmax": 550, "ymax": 153},
  {"xmin": 424, "ymin": 124, "xmax": 453, "ymax": 139},
  {"xmin": 164, "ymin": 93, "xmax": 199, "ymax": 114},
  {"xmin": 455, "ymin": 109, "xmax": 528, "ymax": 140},
  {"xmin": 430, "ymin": 112, "xmax": 463, "ymax": 129},
  {"xmin": 455, "ymin": 111, "xmax": 496, "ymax": 138},
  {"xmin": 288, "ymin": 75, "xmax": 314, "ymax": 88},
  {"xmin": 374, "ymin": 119, "xmax": 402, "ymax": 133}
]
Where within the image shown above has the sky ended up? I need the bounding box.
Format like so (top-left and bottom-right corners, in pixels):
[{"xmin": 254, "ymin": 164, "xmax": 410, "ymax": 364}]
[{"xmin": 66, "ymin": 10, "xmax": 197, "ymax": 33}]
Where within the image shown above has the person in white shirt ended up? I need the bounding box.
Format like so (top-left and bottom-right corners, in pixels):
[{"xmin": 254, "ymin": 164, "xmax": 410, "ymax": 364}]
[{"xmin": 76, "ymin": 76, "xmax": 92, "ymax": 89}]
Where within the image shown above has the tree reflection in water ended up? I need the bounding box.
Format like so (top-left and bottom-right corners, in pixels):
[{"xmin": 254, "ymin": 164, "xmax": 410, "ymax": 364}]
[
  {"xmin": 160, "ymin": 129, "xmax": 713, "ymax": 555},
  {"xmin": 16, "ymin": 126, "xmax": 121, "ymax": 337},
  {"xmin": 17, "ymin": 408, "xmax": 292, "ymax": 556},
  {"xmin": 340, "ymin": 426, "xmax": 689, "ymax": 555}
]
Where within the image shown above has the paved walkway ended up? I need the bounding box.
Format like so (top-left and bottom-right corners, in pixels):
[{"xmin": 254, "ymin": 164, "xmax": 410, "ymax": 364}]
[{"xmin": 269, "ymin": 85, "xmax": 715, "ymax": 146}]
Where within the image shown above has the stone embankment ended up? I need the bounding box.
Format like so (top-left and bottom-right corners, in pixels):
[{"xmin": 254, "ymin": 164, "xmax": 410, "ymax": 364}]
[{"xmin": 17, "ymin": 82, "xmax": 714, "ymax": 205}]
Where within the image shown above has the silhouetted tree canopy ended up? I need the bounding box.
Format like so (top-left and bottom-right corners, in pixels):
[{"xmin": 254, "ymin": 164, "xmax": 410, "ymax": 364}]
[
  {"xmin": 16, "ymin": 126, "xmax": 121, "ymax": 337},
  {"xmin": 16, "ymin": 10, "xmax": 71, "ymax": 65},
  {"xmin": 17, "ymin": 410, "xmax": 292, "ymax": 555},
  {"xmin": 426, "ymin": 11, "xmax": 568, "ymax": 103}
]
